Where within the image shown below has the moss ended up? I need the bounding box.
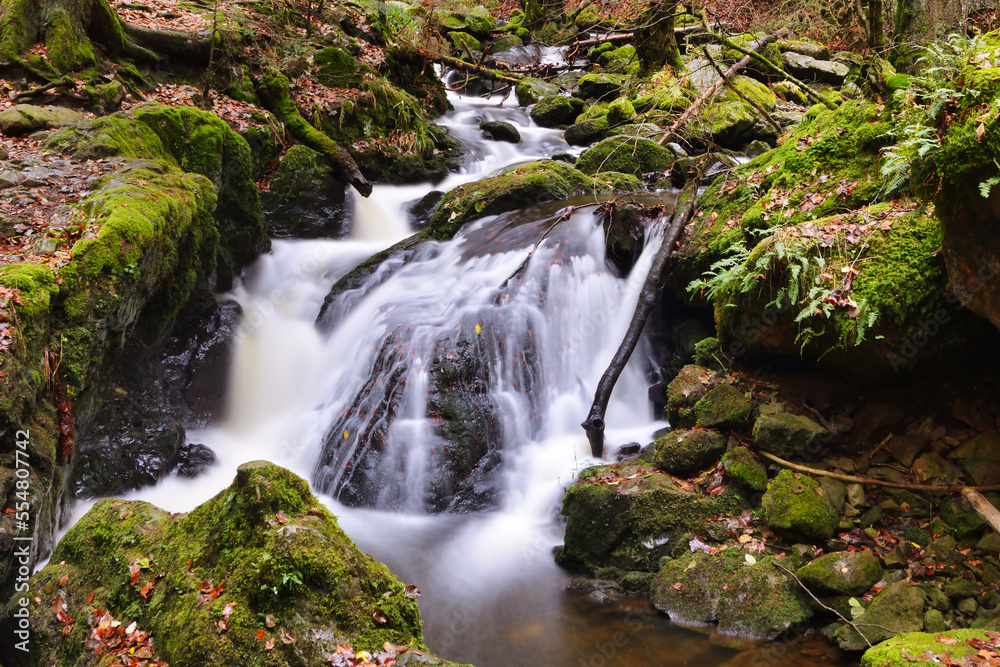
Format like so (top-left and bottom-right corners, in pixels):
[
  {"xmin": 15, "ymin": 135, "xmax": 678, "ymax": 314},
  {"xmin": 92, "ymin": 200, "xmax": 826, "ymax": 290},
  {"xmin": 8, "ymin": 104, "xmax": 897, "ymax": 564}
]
[
  {"xmin": 860, "ymin": 629, "xmax": 991, "ymax": 667},
  {"xmin": 44, "ymin": 8, "xmax": 96, "ymax": 71},
  {"xmin": 717, "ymin": 75, "xmax": 777, "ymax": 112},
  {"xmin": 797, "ymin": 549, "xmax": 883, "ymax": 596},
  {"xmin": 0, "ymin": 263, "xmax": 57, "ymax": 319},
  {"xmin": 576, "ymin": 136, "xmax": 675, "ymax": 176},
  {"xmin": 558, "ymin": 459, "xmax": 742, "ymax": 572},
  {"xmin": 269, "ymin": 144, "xmax": 332, "ymax": 200},
  {"xmin": 721, "ymin": 446, "xmax": 767, "ymax": 491},
  {"xmin": 575, "ymin": 72, "xmax": 627, "ymax": 101},
  {"xmin": 692, "ymin": 384, "xmax": 752, "ymax": 430},
  {"xmin": 425, "ymin": 160, "xmax": 628, "ymax": 240},
  {"xmin": 597, "ymin": 44, "xmax": 640, "ymax": 76},
  {"xmin": 448, "ymin": 31, "xmax": 481, "ymax": 52},
  {"xmin": 653, "ymin": 428, "xmax": 728, "ymax": 475},
  {"xmin": 3, "ymin": 463, "xmax": 465, "ymax": 666},
  {"xmin": 665, "ymin": 364, "xmax": 718, "ymax": 427},
  {"xmin": 761, "ymin": 470, "xmax": 839, "ymax": 540}
]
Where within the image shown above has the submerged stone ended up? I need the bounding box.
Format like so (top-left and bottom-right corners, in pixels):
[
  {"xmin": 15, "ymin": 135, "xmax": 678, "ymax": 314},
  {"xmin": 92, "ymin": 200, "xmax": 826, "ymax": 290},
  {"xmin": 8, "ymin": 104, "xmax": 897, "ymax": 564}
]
[{"xmin": 261, "ymin": 144, "xmax": 349, "ymax": 238}]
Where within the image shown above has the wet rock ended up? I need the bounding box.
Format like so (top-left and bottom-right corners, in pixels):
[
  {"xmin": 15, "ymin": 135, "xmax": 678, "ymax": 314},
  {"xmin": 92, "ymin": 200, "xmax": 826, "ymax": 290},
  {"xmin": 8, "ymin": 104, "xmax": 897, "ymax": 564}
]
[
  {"xmin": 888, "ymin": 434, "xmax": 929, "ymax": 467},
  {"xmin": 261, "ymin": 145, "xmax": 349, "ymax": 238},
  {"xmin": 796, "ymin": 549, "xmax": 883, "ymax": 596},
  {"xmin": 606, "ymin": 97, "xmax": 637, "ymax": 126},
  {"xmin": 953, "ymin": 432, "xmax": 1000, "ymax": 486},
  {"xmin": 480, "ymin": 120, "xmax": 520, "ymax": 143},
  {"xmin": 836, "ymin": 581, "xmax": 925, "ymax": 650},
  {"xmin": 530, "ymin": 95, "xmax": 583, "ymax": 128},
  {"xmin": 860, "ymin": 629, "xmax": 993, "ymax": 666},
  {"xmin": 174, "ymin": 442, "xmax": 216, "ymax": 477},
  {"xmin": 693, "ymin": 384, "xmax": 752, "ymax": 430},
  {"xmin": 574, "ymin": 73, "xmax": 627, "ymax": 101},
  {"xmin": 665, "ymin": 365, "xmax": 718, "ymax": 428},
  {"xmin": 566, "ymin": 577, "xmax": 625, "ymax": 604},
  {"xmin": 761, "ymin": 470, "xmax": 839, "ymax": 541},
  {"xmin": 576, "ymin": 135, "xmax": 675, "ymax": 177},
  {"xmin": 744, "ymin": 140, "xmax": 771, "ymax": 158},
  {"xmin": 490, "ymin": 34, "xmax": 523, "ymax": 54},
  {"xmin": 406, "ymin": 190, "xmax": 444, "ymax": 228},
  {"xmin": 721, "ymin": 446, "xmax": 768, "ymax": 491},
  {"xmin": 752, "ymin": 412, "xmax": 830, "ymax": 459},
  {"xmin": 557, "ymin": 460, "xmax": 742, "ymax": 571},
  {"xmin": 781, "ymin": 52, "xmax": 850, "ymax": 85},
  {"xmin": 564, "ymin": 117, "xmax": 609, "ymax": 146},
  {"xmin": 0, "ymin": 463, "xmax": 450, "ymax": 665},
  {"xmin": 652, "ymin": 550, "xmax": 812, "ymax": 639},
  {"xmin": 653, "ymin": 428, "xmax": 728, "ymax": 475},
  {"xmin": 515, "ymin": 77, "xmax": 559, "ymax": 106},
  {"xmin": 0, "ymin": 104, "xmax": 83, "ymax": 136}
]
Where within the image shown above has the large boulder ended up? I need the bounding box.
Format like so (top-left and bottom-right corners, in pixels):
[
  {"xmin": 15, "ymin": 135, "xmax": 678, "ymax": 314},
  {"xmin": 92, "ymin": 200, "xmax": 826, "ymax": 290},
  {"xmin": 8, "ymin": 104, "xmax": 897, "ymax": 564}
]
[
  {"xmin": 652, "ymin": 550, "xmax": 813, "ymax": 639},
  {"xmin": 515, "ymin": 77, "xmax": 559, "ymax": 106},
  {"xmin": 0, "ymin": 104, "xmax": 83, "ymax": 136},
  {"xmin": 761, "ymin": 470, "xmax": 839, "ymax": 541},
  {"xmin": 575, "ymin": 73, "xmax": 627, "ymax": 101},
  {"xmin": 557, "ymin": 460, "xmax": 742, "ymax": 572},
  {"xmin": 0, "ymin": 462, "xmax": 465, "ymax": 665},
  {"xmin": 576, "ymin": 136, "xmax": 675, "ymax": 177},
  {"xmin": 780, "ymin": 51, "xmax": 850, "ymax": 84},
  {"xmin": 752, "ymin": 412, "xmax": 830, "ymax": 460},
  {"xmin": 836, "ymin": 581, "xmax": 925, "ymax": 650},
  {"xmin": 797, "ymin": 549, "xmax": 884, "ymax": 596},
  {"xmin": 861, "ymin": 629, "xmax": 998, "ymax": 667},
  {"xmin": 261, "ymin": 145, "xmax": 349, "ymax": 238},
  {"xmin": 530, "ymin": 95, "xmax": 583, "ymax": 127}
]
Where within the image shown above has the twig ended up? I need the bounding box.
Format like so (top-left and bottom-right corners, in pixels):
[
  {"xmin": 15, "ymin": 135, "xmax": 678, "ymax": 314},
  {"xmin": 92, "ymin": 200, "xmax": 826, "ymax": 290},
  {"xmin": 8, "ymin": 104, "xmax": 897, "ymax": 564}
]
[{"xmin": 758, "ymin": 450, "xmax": 1000, "ymax": 493}]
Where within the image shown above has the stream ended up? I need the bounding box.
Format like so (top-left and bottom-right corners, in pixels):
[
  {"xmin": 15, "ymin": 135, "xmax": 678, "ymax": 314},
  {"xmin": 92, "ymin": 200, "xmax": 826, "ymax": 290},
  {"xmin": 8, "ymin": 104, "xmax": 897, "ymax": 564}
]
[{"xmin": 60, "ymin": 79, "xmax": 838, "ymax": 666}]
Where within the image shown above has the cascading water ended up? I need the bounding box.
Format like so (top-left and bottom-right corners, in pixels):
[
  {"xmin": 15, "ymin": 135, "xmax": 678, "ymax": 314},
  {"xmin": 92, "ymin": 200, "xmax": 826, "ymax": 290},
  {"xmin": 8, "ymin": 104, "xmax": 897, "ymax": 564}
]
[{"xmin": 59, "ymin": 89, "xmax": 741, "ymax": 665}]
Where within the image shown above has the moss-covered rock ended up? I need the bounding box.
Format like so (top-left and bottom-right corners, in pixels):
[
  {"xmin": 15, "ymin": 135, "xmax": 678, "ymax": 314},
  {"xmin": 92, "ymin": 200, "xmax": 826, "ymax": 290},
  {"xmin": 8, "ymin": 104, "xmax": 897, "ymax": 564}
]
[
  {"xmin": 721, "ymin": 446, "xmax": 768, "ymax": 491},
  {"xmin": 576, "ymin": 135, "xmax": 675, "ymax": 177},
  {"xmin": 261, "ymin": 144, "xmax": 349, "ymax": 238},
  {"xmin": 0, "ymin": 462, "xmax": 466, "ymax": 665},
  {"xmin": 797, "ymin": 549, "xmax": 884, "ymax": 596},
  {"xmin": 515, "ymin": 77, "xmax": 559, "ymax": 106},
  {"xmin": 761, "ymin": 470, "xmax": 839, "ymax": 541},
  {"xmin": 652, "ymin": 550, "xmax": 813, "ymax": 639},
  {"xmin": 653, "ymin": 428, "xmax": 728, "ymax": 475},
  {"xmin": 692, "ymin": 384, "xmax": 752, "ymax": 430},
  {"xmin": 716, "ymin": 75, "xmax": 778, "ymax": 112},
  {"xmin": 425, "ymin": 160, "xmax": 628, "ymax": 240},
  {"xmin": 606, "ymin": 97, "xmax": 637, "ymax": 126},
  {"xmin": 564, "ymin": 117, "xmax": 610, "ymax": 146},
  {"xmin": 687, "ymin": 101, "xmax": 758, "ymax": 150},
  {"xmin": 447, "ymin": 30, "xmax": 481, "ymax": 52},
  {"xmin": 557, "ymin": 460, "xmax": 742, "ymax": 572},
  {"xmin": 530, "ymin": 94, "xmax": 581, "ymax": 127},
  {"xmin": 752, "ymin": 412, "xmax": 830, "ymax": 460},
  {"xmin": 837, "ymin": 581, "xmax": 926, "ymax": 651},
  {"xmin": 861, "ymin": 629, "xmax": 995, "ymax": 666},
  {"xmin": 575, "ymin": 73, "xmax": 627, "ymax": 101},
  {"xmin": 480, "ymin": 120, "xmax": 520, "ymax": 143},
  {"xmin": 596, "ymin": 44, "xmax": 640, "ymax": 75},
  {"xmin": 665, "ymin": 364, "xmax": 719, "ymax": 427}
]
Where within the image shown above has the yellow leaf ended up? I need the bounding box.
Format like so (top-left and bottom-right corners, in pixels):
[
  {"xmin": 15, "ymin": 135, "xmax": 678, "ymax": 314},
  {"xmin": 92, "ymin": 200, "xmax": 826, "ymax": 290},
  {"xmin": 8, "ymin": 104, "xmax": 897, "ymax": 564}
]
[
  {"xmin": 343, "ymin": 430, "xmax": 348, "ymax": 440},
  {"xmin": 475, "ymin": 323, "xmax": 482, "ymax": 334}
]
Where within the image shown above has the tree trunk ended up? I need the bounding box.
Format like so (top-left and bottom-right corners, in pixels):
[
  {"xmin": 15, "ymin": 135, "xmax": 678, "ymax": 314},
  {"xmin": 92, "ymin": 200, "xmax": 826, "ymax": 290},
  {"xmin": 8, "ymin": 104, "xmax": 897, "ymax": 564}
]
[
  {"xmin": 867, "ymin": 0, "xmax": 885, "ymax": 48},
  {"xmin": 521, "ymin": 0, "xmax": 564, "ymax": 30},
  {"xmin": 893, "ymin": 0, "xmax": 967, "ymax": 44},
  {"xmin": 635, "ymin": 0, "xmax": 683, "ymax": 73}
]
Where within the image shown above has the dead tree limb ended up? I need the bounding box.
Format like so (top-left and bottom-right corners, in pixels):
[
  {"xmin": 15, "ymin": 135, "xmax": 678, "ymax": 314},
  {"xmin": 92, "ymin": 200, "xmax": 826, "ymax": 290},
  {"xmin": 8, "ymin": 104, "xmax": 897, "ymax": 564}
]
[
  {"xmin": 410, "ymin": 45, "xmax": 523, "ymax": 84},
  {"xmin": 570, "ymin": 23, "xmax": 724, "ymax": 51},
  {"xmin": 702, "ymin": 46, "xmax": 783, "ymax": 136},
  {"xmin": 658, "ymin": 27, "xmax": 788, "ymax": 146},
  {"xmin": 963, "ymin": 488, "xmax": 1000, "ymax": 535},
  {"xmin": 581, "ymin": 182, "xmax": 699, "ymax": 458}
]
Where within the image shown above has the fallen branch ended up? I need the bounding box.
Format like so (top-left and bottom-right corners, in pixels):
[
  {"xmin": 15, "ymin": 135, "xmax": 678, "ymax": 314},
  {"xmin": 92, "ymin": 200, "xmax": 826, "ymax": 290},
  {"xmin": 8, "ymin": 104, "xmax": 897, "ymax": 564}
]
[
  {"xmin": 962, "ymin": 488, "xmax": 1000, "ymax": 535},
  {"xmin": 758, "ymin": 450, "xmax": 1000, "ymax": 493},
  {"xmin": 570, "ymin": 23, "xmax": 722, "ymax": 50},
  {"xmin": 701, "ymin": 46, "xmax": 782, "ymax": 136},
  {"xmin": 256, "ymin": 73, "xmax": 372, "ymax": 197},
  {"xmin": 409, "ymin": 45, "xmax": 523, "ymax": 84},
  {"xmin": 581, "ymin": 182, "xmax": 699, "ymax": 458},
  {"xmin": 658, "ymin": 27, "xmax": 789, "ymax": 146}
]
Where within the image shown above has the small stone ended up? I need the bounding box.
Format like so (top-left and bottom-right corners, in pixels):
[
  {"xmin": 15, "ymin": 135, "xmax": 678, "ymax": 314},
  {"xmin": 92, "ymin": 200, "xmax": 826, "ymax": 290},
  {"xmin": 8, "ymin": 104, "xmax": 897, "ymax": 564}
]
[
  {"xmin": 32, "ymin": 238, "xmax": 57, "ymax": 254},
  {"xmin": 977, "ymin": 532, "xmax": 1000, "ymax": 555},
  {"xmin": 912, "ymin": 451, "xmax": 960, "ymax": 485},
  {"xmin": 957, "ymin": 597, "xmax": 979, "ymax": 614},
  {"xmin": 923, "ymin": 608, "xmax": 946, "ymax": 633},
  {"xmin": 752, "ymin": 412, "xmax": 830, "ymax": 459},
  {"xmin": 885, "ymin": 542, "xmax": 912, "ymax": 569},
  {"xmin": 761, "ymin": 470, "xmax": 839, "ymax": 541},
  {"xmin": 923, "ymin": 583, "xmax": 951, "ymax": 611},
  {"xmin": 796, "ymin": 549, "xmax": 883, "ymax": 596},
  {"xmin": 928, "ymin": 535, "xmax": 958, "ymax": 555},
  {"xmin": 953, "ymin": 431, "xmax": 1000, "ymax": 486},
  {"xmin": 836, "ymin": 457, "xmax": 856, "ymax": 473},
  {"xmin": 846, "ymin": 483, "xmax": 866, "ymax": 507},
  {"xmin": 943, "ymin": 578, "xmax": 980, "ymax": 599},
  {"xmin": 983, "ymin": 563, "xmax": 1000, "ymax": 587},
  {"xmin": 721, "ymin": 447, "xmax": 768, "ymax": 491},
  {"xmin": 888, "ymin": 434, "xmax": 929, "ymax": 467}
]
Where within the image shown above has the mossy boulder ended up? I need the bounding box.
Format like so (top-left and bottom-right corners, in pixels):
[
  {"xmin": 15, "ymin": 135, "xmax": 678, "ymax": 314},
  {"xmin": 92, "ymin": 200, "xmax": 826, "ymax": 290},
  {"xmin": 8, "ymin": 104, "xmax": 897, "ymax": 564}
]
[
  {"xmin": 861, "ymin": 629, "xmax": 996, "ymax": 666},
  {"xmin": 716, "ymin": 75, "xmax": 778, "ymax": 112},
  {"xmin": 692, "ymin": 384, "xmax": 752, "ymax": 430},
  {"xmin": 515, "ymin": 77, "xmax": 559, "ymax": 106},
  {"xmin": 425, "ymin": 160, "xmax": 633, "ymax": 240},
  {"xmin": 530, "ymin": 95, "xmax": 583, "ymax": 128},
  {"xmin": 0, "ymin": 104, "xmax": 83, "ymax": 136},
  {"xmin": 652, "ymin": 550, "xmax": 813, "ymax": 639},
  {"xmin": 688, "ymin": 101, "xmax": 758, "ymax": 149},
  {"xmin": 480, "ymin": 120, "xmax": 520, "ymax": 143},
  {"xmin": 557, "ymin": 459, "xmax": 742, "ymax": 572},
  {"xmin": 575, "ymin": 73, "xmax": 627, "ymax": 101},
  {"xmin": 261, "ymin": 144, "xmax": 349, "ymax": 238},
  {"xmin": 836, "ymin": 581, "xmax": 926, "ymax": 651},
  {"xmin": 797, "ymin": 549, "xmax": 884, "ymax": 596},
  {"xmin": 752, "ymin": 412, "xmax": 830, "ymax": 459},
  {"xmin": 564, "ymin": 117, "xmax": 610, "ymax": 146},
  {"xmin": 576, "ymin": 136, "xmax": 675, "ymax": 177},
  {"xmin": 596, "ymin": 44, "xmax": 640, "ymax": 75},
  {"xmin": 761, "ymin": 470, "xmax": 839, "ymax": 541},
  {"xmin": 653, "ymin": 428, "xmax": 728, "ymax": 475},
  {"xmin": 0, "ymin": 462, "xmax": 466, "ymax": 665},
  {"xmin": 721, "ymin": 446, "xmax": 768, "ymax": 491},
  {"xmin": 447, "ymin": 31, "xmax": 481, "ymax": 52},
  {"xmin": 606, "ymin": 97, "xmax": 637, "ymax": 126},
  {"xmin": 665, "ymin": 364, "xmax": 719, "ymax": 427}
]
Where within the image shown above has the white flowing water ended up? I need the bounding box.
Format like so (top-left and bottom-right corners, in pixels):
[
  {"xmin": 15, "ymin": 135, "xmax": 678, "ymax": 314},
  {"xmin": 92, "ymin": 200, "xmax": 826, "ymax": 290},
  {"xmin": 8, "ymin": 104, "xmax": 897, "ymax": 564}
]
[{"xmin": 60, "ymin": 91, "xmax": 739, "ymax": 665}]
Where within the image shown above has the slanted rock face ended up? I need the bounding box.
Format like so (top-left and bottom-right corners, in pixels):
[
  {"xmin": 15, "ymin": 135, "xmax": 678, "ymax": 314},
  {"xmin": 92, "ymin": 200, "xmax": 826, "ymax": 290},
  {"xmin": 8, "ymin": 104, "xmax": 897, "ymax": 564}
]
[
  {"xmin": 0, "ymin": 463, "xmax": 465, "ymax": 666},
  {"xmin": 0, "ymin": 104, "xmax": 84, "ymax": 136}
]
